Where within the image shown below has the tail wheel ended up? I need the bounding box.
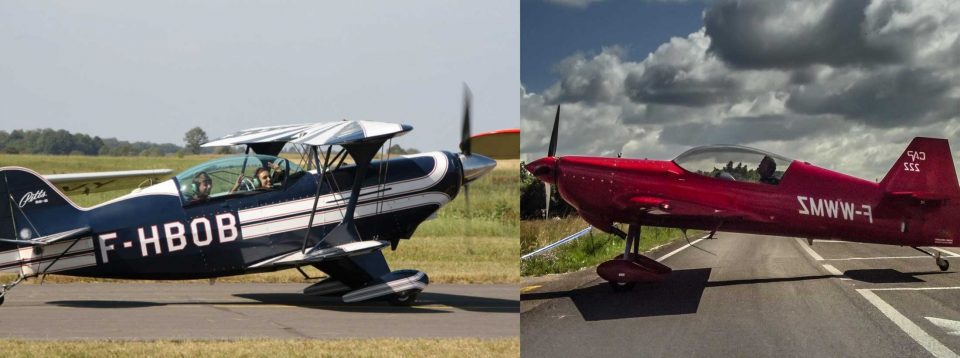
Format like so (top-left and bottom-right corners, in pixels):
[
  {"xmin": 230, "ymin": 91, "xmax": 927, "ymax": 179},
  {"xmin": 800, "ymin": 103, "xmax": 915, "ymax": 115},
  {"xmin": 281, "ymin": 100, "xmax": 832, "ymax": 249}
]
[
  {"xmin": 938, "ymin": 257, "xmax": 950, "ymax": 271},
  {"xmin": 387, "ymin": 289, "xmax": 421, "ymax": 307}
]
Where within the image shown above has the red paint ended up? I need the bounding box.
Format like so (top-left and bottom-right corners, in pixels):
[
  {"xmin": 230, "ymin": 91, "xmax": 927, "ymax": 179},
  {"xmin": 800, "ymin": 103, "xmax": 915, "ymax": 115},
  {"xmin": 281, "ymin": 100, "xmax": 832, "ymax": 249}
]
[{"xmin": 527, "ymin": 137, "xmax": 960, "ymax": 283}]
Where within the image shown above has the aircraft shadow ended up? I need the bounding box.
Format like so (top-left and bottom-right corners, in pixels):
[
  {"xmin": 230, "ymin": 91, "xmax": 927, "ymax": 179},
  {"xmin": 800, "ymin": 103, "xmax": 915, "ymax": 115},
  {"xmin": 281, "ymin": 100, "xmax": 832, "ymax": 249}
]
[
  {"xmin": 842, "ymin": 268, "xmax": 948, "ymax": 284},
  {"xmin": 235, "ymin": 291, "xmax": 518, "ymax": 313},
  {"xmin": 48, "ymin": 292, "xmax": 518, "ymax": 314},
  {"xmin": 521, "ymin": 267, "xmax": 947, "ymax": 321},
  {"xmin": 521, "ymin": 268, "xmax": 713, "ymax": 321}
]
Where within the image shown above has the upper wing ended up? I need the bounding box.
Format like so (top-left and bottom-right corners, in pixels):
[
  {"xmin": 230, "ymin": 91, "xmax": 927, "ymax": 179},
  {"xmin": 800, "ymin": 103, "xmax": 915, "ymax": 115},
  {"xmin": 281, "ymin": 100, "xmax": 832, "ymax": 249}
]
[
  {"xmin": 45, "ymin": 169, "xmax": 173, "ymax": 195},
  {"xmin": 203, "ymin": 120, "xmax": 413, "ymax": 148}
]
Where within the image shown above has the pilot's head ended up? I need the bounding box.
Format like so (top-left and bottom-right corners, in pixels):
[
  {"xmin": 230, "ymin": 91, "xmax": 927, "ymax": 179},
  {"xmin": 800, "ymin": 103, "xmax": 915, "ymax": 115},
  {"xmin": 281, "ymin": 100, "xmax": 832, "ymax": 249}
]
[
  {"xmin": 193, "ymin": 172, "xmax": 213, "ymax": 200},
  {"xmin": 255, "ymin": 167, "xmax": 271, "ymax": 189},
  {"xmin": 758, "ymin": 156, "xmax": 776, "ymax": 178}
]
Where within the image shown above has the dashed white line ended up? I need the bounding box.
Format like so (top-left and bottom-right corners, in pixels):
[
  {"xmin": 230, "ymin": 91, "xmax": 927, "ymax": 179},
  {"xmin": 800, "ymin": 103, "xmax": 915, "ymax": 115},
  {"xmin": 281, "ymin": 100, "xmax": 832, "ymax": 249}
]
[{"xmin": 857, "ymin": 289, "xmax": 959, "ymax": 358}]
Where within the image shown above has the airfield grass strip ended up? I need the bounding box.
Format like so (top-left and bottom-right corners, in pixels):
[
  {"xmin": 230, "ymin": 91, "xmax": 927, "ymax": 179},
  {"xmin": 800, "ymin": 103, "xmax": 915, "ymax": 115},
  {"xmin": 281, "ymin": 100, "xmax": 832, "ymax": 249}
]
[
  {"xmin": 0, "ymin": 338, "xmax": 520, "ymax": 358},
  {"xmin": 520, "ymin": 216, "xmax": 691, "ymax": 276}
]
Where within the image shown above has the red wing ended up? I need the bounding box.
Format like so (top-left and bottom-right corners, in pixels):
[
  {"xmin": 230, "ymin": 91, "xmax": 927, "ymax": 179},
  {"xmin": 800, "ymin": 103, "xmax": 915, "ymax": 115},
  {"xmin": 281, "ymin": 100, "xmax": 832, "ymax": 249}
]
[{"xmin": 625, "ymin": 195, "xmax": 767, "ymax": 222}]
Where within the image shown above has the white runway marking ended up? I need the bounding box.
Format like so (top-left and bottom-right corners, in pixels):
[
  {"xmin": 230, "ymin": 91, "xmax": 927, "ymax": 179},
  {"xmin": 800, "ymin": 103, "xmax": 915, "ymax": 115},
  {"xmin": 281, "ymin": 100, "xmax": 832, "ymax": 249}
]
[
  {"xmin": 656, "ymin": 236, "xmax": 707, "ymax": 262},
  {"xmin": 926, "ymin": 317, "xmax": 960, "ymax": 336},
  {"xmin": 822, "ymin": 256, "xmax": 933, "ymax": 261},
  {"xmin": 821, "ymin": 264, "xmax": 845, "ymax": 278},
  {"xmin": 868, "ymin": 287, "xmax": 960, "ymax": 292},
  {"xmin": 857, "ymin": 289, "xmax": 958, "ymax": 358},
  {"xmin": 933, "ymin": 248, "xmax": 960, "ymax": 258},
  {"xmin": 795, "ymin": 237, "xmax": 824, "ymax": 261}
]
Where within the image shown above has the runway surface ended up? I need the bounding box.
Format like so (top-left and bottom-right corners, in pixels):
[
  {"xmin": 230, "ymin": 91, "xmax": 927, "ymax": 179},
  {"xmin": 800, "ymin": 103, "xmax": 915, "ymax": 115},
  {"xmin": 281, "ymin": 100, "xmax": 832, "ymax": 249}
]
[
  {"xmin": 0, "ymin": 283, "xmax": 518, "ymax": 339},
  {"xmin": 521, "ymin": 233, "xmax": 960, "ymax": 357}
]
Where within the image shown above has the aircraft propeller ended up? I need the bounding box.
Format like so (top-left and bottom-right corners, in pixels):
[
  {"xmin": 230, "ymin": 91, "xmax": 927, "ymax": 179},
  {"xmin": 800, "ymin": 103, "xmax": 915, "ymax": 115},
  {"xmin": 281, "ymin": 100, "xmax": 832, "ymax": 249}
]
[
  {"xmin": 545, "ymin": 105, "xmax": 560, "ymax": 219},
  {"xmin": 458, "ymin": 85, "xmax": 498, "ymax": 219}
]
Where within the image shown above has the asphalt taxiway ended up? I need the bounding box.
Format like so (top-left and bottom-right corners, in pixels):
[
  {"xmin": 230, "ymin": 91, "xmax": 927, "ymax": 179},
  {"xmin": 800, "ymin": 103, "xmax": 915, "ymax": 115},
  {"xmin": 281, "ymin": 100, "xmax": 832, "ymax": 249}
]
[
  {"xmin": 0, "ymin": 283, "xmax": 518, "ymax": 339},
  {"xmin": 521, "ymin": 233, "xmax": 960, "ymax": 357}
]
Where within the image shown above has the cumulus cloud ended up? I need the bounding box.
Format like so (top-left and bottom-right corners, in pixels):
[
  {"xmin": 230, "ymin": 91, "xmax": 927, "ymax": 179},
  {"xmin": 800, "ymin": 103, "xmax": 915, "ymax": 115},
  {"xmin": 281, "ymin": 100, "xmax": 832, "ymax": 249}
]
[{"xmin": 522, "ymin": 0, "xmax": 960, "ymax": 180}]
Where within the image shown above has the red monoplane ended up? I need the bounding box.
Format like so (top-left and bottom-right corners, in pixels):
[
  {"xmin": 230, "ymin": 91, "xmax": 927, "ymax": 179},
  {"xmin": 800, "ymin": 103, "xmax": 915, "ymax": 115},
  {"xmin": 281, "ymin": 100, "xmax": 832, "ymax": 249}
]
[{"xmin": 526, "ymin": 106, "xmax": 959, "ymax": 291}]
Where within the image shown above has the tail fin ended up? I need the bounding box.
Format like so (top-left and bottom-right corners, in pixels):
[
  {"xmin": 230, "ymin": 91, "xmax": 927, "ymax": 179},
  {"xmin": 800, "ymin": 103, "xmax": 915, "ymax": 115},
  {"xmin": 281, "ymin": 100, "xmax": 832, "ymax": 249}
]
[
  {"xmin": 0, "ymin": 167, "xmax": 86, "ymax": 241},
  {"xmin": 879, "ymin": 137, "xmax": 960, "ymax": 200}
]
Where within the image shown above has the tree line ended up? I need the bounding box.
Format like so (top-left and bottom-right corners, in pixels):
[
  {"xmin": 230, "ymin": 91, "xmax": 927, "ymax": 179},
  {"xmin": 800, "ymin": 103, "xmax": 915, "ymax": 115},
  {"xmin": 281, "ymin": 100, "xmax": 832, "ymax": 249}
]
[
  {"xmin": 0, "ymin": 127, "xmax": 421, "ymax": 157},
  {"xmin": 0, "ymin": 129, "xmax": 183, "ymax": 156}
]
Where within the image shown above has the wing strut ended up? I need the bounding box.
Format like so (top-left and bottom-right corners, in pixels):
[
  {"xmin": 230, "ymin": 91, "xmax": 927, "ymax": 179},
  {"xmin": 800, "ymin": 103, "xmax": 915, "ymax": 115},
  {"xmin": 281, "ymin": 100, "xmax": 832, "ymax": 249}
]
[{"xmin": 300, "ymin": 140, "xmax": 385, "ymax": 253}]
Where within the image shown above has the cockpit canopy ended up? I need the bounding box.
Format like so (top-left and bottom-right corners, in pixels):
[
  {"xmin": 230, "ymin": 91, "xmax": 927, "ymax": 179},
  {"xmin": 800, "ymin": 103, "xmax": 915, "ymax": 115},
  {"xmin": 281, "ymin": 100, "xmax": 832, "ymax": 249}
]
[
  {"xmin": 673, "ymin": 145, "xmax": 793, "ymax": 185},
  {"xmin": 175, "ymin": 154, "xmax": 304, "ymax": 204}
]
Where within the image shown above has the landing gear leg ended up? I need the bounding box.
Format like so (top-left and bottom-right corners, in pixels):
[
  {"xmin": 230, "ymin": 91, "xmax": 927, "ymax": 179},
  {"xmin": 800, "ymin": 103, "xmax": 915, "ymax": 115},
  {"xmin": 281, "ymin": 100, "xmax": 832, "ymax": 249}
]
[
  {"xmin": 913, "ymin": 247, "xmax": 950, "ymax": 272},
  {"xmin": 606, "ymin": 224, "xmax": 643, "ymax": 292},
  {"xmin": 0, "ymin": 272, "xmax": 26, "ymax": 306},
  {"xmin": 597, "ymin": 224, "xmax": 673, "ymax": 291}
]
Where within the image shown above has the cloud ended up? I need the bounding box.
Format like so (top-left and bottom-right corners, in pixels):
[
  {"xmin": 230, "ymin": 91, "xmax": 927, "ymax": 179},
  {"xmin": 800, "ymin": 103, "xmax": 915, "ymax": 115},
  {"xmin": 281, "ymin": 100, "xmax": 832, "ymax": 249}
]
[
  {"xmin": 704, "ymin": 0, "xmax": 960, "ymax": 69},
  {"xmin": 522, "ymin": 0, "xmax": 960, "ymax": 180},
  {"xmin": 544, "ymin": 0, "xmax": 605, "ymax": 9},
  {"xmin": 659, "ymin": 114, "xmax": 849, "ymax": 146},
  {"xmin": 544, "ymin": 46, "xmax": 636, "ymax": 105},
  {"xmin": 787, "ymin": 66, "xmax": 959, "ymax": 127}
]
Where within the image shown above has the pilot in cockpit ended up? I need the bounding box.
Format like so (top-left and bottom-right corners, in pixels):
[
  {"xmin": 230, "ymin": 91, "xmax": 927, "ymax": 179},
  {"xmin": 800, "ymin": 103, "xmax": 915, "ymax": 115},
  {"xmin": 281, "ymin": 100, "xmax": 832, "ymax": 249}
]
[
  {"xmin": 230, "ymin": 161, "xmax": 282, "ymax": 193},
  {"xmin": 758, "ymin": 155, "xmax": 780, "ymax": 185},
  {"xmin": 190, "ymin": 172, "xmax": 213, "ymax": 202}
]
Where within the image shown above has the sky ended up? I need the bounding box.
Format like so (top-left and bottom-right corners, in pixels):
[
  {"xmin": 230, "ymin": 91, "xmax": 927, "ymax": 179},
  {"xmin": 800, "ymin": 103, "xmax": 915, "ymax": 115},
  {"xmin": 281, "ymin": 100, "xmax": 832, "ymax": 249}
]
[
  {"xmin": 521, "ymin": 0, "xmax": 960, "ymax": 181},
  {"xmin": 0, "ymin": 1, "xmax": 519, "ymax": 152}
]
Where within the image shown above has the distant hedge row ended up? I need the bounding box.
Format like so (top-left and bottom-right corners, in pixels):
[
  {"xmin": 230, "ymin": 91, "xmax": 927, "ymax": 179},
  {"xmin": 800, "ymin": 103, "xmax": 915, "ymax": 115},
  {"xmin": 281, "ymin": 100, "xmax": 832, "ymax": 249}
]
[{"xmin": 0, "ymin": 129, "xmax": 183, "ymax": 156}]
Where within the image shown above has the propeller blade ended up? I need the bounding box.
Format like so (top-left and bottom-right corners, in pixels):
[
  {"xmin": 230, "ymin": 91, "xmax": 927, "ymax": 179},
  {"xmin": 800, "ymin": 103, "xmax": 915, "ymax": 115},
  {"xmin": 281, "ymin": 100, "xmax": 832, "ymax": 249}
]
[
  {"xmin": 461, "ymin": 85, "xmax": 472, "ymax": 157},
  {"xmin": 545, "ymin": 183, "xmax": 551, "ymax": 219},
  {"xmin": 547, "ymin": 105, "xmax": 560, "ymax": 157},
  {"xmin": 465, "ymin": 184, "xmax": 471, "ymax": 219}
]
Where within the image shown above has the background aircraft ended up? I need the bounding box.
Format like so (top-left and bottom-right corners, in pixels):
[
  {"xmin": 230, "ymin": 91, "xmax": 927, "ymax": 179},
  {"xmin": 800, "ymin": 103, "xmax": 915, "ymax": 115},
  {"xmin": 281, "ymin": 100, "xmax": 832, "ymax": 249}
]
[{"xmin": 525, "ymin": 106, "xmax": 960, "ymax": 291}]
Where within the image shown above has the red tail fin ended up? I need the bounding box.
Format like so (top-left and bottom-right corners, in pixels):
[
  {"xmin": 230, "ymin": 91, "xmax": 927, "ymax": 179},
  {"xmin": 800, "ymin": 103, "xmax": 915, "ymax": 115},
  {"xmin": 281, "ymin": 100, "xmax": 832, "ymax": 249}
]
[{"xmin": 880, "ymin": 137, "xmax": 960, "ymax": 200}]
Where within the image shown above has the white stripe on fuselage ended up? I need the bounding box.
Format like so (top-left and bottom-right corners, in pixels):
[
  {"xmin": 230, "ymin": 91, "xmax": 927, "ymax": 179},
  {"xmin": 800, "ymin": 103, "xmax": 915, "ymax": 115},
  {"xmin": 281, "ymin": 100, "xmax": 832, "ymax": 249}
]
[
  {"xmin": 237, "ymin": 152, "xmax": 448, "ymax": 225},
  {"xmin": 240, "ymin": 192, "xmax": 450, "ymax": 240}
]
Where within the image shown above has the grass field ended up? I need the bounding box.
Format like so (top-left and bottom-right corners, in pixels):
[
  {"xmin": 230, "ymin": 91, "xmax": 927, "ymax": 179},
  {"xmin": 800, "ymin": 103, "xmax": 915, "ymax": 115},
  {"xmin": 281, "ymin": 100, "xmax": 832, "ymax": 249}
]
[
  {"xmin": 0, "ymin": 338, "xmax": 520, "ymax": 358},
  {"xmin": 0, "ymin": 154, "xmax": 518, "ymax": 284},
  {"xmin": 521, "ymin": 216, "xmax": 690, "ymax": 276}
]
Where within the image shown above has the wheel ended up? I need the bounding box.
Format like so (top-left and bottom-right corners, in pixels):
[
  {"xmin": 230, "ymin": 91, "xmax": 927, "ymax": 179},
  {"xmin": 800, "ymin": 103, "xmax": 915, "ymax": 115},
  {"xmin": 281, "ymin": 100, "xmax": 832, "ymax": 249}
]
[
  {"xmin": 0, "ymin": 295, "xmax": 5, "ymax": 306},
  {"xmin": 938, "ymin": 258, "xmax": 950, "ymax": 271},
  {"xmin": 608, "ymin": 281, "xmax": 636, "ymax": 292},
  {"xmin": 387, "ymin": 290, "xmax": 420, "ymax": 307}
]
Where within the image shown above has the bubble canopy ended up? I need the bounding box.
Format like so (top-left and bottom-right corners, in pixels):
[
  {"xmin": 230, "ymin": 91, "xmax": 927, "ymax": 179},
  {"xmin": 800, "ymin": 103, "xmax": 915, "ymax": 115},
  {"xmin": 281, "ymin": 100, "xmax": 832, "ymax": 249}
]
[
  {"xmin": 672, "ymin": 145, "xmax": 793, "ymax": 184},
  {"xmin": 174, "ymin": 154, "xmax": 303, "ymax": 202}
]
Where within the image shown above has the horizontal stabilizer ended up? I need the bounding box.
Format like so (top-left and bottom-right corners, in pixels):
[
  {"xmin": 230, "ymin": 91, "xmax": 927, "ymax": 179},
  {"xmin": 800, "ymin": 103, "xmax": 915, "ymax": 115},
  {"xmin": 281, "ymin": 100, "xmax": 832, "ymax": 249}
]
[
  {"xmin": 0, "ymin": 226, "xmax": 91, "ymax": 246},
  {"xmin": 45, "ymin": 169, "xmax": 172, "ymax": 195},
  {"xmin": 880, "ymin": 137, "xmax": 960, "ymax": 200}
]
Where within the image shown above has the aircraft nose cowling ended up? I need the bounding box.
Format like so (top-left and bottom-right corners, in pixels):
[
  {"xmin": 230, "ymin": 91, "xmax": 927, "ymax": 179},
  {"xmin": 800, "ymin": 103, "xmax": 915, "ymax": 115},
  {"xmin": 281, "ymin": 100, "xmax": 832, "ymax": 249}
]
[
  {"xmin": 525, "ymin": 157, "xmax": 558, "ymax": 184},
  {"xmin": 460, "ymin": 153, "xmax": 497, "ymax": 184}
]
